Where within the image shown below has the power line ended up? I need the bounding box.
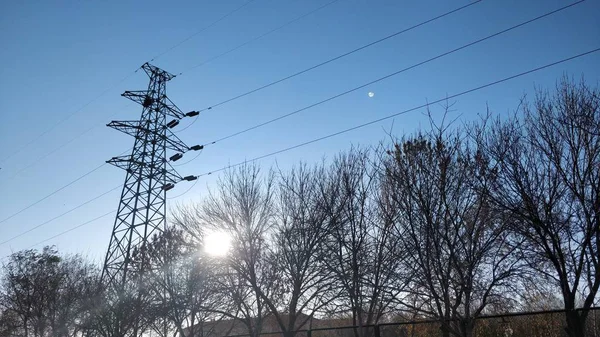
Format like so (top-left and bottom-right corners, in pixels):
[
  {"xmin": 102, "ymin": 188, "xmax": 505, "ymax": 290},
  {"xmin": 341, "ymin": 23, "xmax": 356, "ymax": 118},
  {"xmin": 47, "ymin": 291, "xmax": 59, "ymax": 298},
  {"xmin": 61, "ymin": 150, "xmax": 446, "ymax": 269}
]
[
  {"xmin": 0, "ymin": 0, "xmax": 316, "ymax": 179},
  {"xmin": 1, "ymin": 0, "xmax": 582, "ymax": 231},
  {"xmin": 25, "ymin": 209, "xmax": 116, "ymax": 250},
  {"xmin": 4, "ymin": 124, "xmax": 105, "ymax": 182},
  {"xmin": 149, "ymin": 0, "xmax": 259, "ymax": 62},
  {"xmin": 0, "ymin": 184, "xmax": 121, "ymax": 246},
  {"xmin": 0, "ymin": 1, "xmax": 257, "ymax": 168},
  {"xmin": 194, "ymin": 47, "xmax": 599, "ymax": 177},
  {"xmin": 167, "ymin": 178, "xmax": 200, "ymax": 199},
  {"xmin": 8, "ymin": 175, "xmax": 197, "ymax": 253},
  {"xmin": 0, "ymin": 72, "xmax": 137, "ymax": 166},
  {"xmin": 0, "ymin": 147, "xmax": 202, "ymax": 241},
  {"xmin": 0, "ymin": 89, "xmax": 202, "ymax": 245},
  {"xmin": 200, "ymin": 0, "xmax": 584, "ymax": 148},
  {"xmin": 0, "ymin": 0, "xmax": 337, "ymax": 216},
  {"xmin": 172, "ymin": 0, "xmax": 345, "ymax": 133},
  {"xmin": 0, "ymin": 0, "xmax": 582, "ymax": 224},
  {"xmin": 0, "ymin": 146, "xmax": 200, "ymax": 244},
  {"xmin": 178, "ymin": 0, "xmax": 343, "ymax": 75},
  {"xmin": 5, "ymin": 47, "xmax": 597, "ymax": 254},
  {"xmin": 143, "ymin": 0, "xmax": 344, "ymax": 135},
  {"xmin": 1, "ymin": 105, "xmax": 131, "ymax": 183},
  {"xmin": 186, "ymin": 1, "xmax": 482, "ymax": 115},
  {"xmin": 7, "ymin": 0, "xmax": 470, "ymax": 183},
  {"xmin": 173, "ymin": 148, "xmax": 204, "ymax": 166},
  {"xmin": 1, "ymin": 1, "xmax": 588, "ymax": 243},
  {"xmin": 0, "ymin": 147, "xmax": 130, "ymax": 225},
  {"xmin": 174, "ymin": 113, "xmax": 200, "ymax": 133},
  {"xmin": 11, "ymin": 173, "xmax": 198, "ymax": 251},
  {"xmin": 0, "ymin": 162, "xmax": 109, "ymax": 225},
  {"xmin": 27, "ymin": 177, "xmax": 198, "ymax": 249},
  {"xmin": 0, "ymin": 119, "xmax": 202, "ymax": 228}
]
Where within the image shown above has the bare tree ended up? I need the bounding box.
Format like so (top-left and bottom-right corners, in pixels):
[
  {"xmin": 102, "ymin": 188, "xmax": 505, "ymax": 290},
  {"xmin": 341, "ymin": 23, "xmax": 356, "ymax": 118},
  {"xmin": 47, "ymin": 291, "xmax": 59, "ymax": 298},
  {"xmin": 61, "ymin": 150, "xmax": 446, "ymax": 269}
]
[
  {"xmin": 141, "ymin": 228, "xmax": 224, "ymax": 337},
  {"xmin": 383, "ymin": 125, "xmax": 525, "ymax": 337},
  {"xmin": 84, "ymin": 243, "xmax": 157, "ymax": 337},
  {"xmin": 476, "ymin": 78, "xmax": 600, "ymax": 337},
  {"xmin": 263, "ymin": 163, "xmax": 339, "ymax": 337},
  {"xmin": 177, "ymin": 163, "xmax": 276, "ymax": 337},
  {"xmin": 322, "ymin": 148, "xmax": 405, "ymax": 337},
  {"xmin": 83, "ymin": 276, "xmax": 151, "ymax": 337},
  {"xmin": 0, "ymin": 247, "xmax": 100, "ymax": 337},
  {"xmin": 0, "ymin": 308, "xmax": 20, "ymax": 337}
]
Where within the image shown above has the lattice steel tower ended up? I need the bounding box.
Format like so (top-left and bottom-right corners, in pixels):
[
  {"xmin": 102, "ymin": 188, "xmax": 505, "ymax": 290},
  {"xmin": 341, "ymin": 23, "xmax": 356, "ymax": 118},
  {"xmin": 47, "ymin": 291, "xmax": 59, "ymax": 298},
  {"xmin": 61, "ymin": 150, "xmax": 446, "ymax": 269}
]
[{"xmin": 101, "ymin": 63, "xmax": 200, "ymax": 288}]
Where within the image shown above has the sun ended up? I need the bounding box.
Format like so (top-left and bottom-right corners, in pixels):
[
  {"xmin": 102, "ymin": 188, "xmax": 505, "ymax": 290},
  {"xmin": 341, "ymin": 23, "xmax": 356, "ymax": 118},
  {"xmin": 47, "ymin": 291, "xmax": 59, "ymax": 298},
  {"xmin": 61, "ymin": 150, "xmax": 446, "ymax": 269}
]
[{"xmin": 204, "ymin": 231, "xmax": 231, "ymax": 257}]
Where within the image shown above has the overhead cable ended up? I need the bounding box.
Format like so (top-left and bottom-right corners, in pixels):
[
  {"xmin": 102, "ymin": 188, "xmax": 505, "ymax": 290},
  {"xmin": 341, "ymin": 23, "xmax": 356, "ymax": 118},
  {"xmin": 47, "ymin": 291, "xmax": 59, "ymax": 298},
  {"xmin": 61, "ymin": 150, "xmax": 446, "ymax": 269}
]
[
  {"xmin": 187, "ymin": 0, "xmax": 483, "ymax": 114},
  {"xmin": 195, "ymin": 48, "xmax": 599, "ymax": 177},
  {"xmin": 199, "ymin": 1, "xmax": 584, "ymax": 147},
  {"xmin": 7, "ymin": 46, "xmax": 597, "ymax": 253}
]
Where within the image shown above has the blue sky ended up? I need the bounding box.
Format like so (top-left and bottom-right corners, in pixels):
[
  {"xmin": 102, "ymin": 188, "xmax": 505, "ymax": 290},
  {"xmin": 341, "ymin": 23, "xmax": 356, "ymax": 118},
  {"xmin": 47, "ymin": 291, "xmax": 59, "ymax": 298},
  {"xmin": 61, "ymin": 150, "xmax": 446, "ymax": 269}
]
[{"xmin": 0, "ymin": 0, "xmax": 598, "ymax": 263}]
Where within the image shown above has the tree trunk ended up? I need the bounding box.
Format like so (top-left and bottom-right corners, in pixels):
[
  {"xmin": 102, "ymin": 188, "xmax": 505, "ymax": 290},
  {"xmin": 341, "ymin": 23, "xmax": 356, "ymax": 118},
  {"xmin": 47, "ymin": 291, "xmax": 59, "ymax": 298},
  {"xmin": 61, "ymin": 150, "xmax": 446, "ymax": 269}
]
[
  {"xmin": 351, "ymin": 309, "xmax": 360, "ymax": 337},
  {"xmin": 458, "ymin": 319, "xmax": 474, "ymax": 337},
  {"xmin": 564, "ymin": 310, "xmax": 586, "ymax": 337},
  {"xmin": 439, "ymin": 322, "xmax": 451, "ymax": 337}
]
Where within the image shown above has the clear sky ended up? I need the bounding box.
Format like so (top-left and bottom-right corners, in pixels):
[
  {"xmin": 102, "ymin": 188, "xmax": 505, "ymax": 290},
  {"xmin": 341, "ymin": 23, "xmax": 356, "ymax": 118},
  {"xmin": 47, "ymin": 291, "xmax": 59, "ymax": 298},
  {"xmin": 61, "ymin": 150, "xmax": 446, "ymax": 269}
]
[{"xmin": 0, "ymin": 0, "xmax": 598, "ymax": 264}]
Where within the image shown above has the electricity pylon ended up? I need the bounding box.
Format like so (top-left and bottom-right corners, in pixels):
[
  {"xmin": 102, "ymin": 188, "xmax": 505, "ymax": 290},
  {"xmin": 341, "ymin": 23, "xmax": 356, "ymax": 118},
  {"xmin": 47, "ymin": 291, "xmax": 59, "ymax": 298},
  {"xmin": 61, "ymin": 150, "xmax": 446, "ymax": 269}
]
[{"xmin": 101, "ymin": 62, "xmax": 200, "ymax": 290}]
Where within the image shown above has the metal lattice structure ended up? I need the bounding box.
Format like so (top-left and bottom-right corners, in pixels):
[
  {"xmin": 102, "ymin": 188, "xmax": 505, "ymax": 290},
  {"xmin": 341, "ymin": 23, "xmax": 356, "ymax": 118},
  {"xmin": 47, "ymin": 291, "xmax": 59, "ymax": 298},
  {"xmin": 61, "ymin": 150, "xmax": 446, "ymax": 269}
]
[{"xmin": 101, "ymin": 63, "xmax": 199, "ymax": 288}]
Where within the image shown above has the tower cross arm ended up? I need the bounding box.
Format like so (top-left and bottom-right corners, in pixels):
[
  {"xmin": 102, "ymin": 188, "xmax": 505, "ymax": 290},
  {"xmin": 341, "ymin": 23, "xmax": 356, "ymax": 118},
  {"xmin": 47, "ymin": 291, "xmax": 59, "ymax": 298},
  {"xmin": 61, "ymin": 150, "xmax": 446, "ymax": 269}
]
[
  {"xmin": 141, "ymin": 62, "xmax": 175, "ymax": 82},
  {"xmin": 165, "ymin": 129, "xmax": 189, "ymax": 152},
  {"xmin": 164, "ymin": 164, "xmax": 184, "ymax": 184},
  {"xmin": 121, "ymin": 90, "xmax": 154, "ymax": 107},
  {"xmin": 107, "ymin": 120, "xmax": 145, "ymax": 137},
  {"xmin": 162, "ymin": 97, "xmax": 186, "ymax": 119}
]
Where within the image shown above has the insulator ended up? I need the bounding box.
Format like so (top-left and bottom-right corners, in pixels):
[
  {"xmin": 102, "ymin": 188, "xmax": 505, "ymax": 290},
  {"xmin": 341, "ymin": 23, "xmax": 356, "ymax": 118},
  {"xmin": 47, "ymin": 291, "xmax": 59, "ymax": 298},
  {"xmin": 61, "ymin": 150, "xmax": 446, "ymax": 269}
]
[
  {"xmin": 162, "ymin": 183, "xmax": 175, "ymax": 191},
  {"xmin": 183, "ymin": 175, "xmax": 198, "ymax": 181},
  {"xmin": 170, "ymin": 153, "xmax": 183, "ymax": 161},
  {"xmin": 186, "ymin": 111, "xmax": 200, "ymax": 117},
  {"xmin": 143, "ymin": 96, "xmax": 153, "ymax": 108},
  {"xmin": 167, "ymin": 119, "xmax": 180, "ymax": 128},
  {"xmin": 189, "ymin": 145, "xmax": 204, "ymax": 151}
]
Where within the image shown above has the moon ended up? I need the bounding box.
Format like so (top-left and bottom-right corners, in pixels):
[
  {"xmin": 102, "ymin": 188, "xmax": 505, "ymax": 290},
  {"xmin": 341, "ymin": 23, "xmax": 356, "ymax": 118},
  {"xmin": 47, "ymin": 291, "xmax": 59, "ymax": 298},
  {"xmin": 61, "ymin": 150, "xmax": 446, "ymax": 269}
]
[{"xmin": 368, "ymin": 92, "xmax": 375, "ymax": 98}]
